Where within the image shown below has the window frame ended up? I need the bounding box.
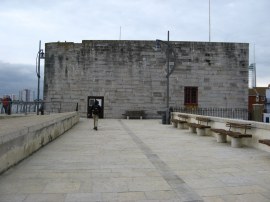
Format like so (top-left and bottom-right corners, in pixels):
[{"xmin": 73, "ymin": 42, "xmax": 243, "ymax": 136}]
[{"xmin": 184, "ymin": 86, "xmax": 198, "ymax": 106}]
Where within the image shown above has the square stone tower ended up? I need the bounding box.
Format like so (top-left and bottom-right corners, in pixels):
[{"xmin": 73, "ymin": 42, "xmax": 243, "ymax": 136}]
[{"xmin": 44, "ymin": 40, "xmax": 249, "ymax": 118}]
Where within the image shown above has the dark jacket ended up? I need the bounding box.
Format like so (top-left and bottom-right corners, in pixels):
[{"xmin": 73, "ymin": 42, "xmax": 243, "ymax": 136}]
[{"xmin": 91, "ymin": 101, "xmax": 101, "ymax": 115}]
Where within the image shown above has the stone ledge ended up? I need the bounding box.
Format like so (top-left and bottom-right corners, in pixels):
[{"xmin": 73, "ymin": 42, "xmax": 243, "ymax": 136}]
[{"xmin": 0, "ymin": 112, "xmax": 79, "ymax": 174}]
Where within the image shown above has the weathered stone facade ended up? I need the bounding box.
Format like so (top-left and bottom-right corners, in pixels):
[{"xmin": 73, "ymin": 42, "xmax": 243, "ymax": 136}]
[{"xmin": 44, "ymin": 40, "xmax": 249, "ymax": 118}]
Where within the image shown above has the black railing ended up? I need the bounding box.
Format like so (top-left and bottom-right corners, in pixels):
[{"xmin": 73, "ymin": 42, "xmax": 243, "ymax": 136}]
[
  {"xmin": 0, "ymin": 101, "xmax": 78, "ymax": 115},
  {"xmin": 173, "ymin": 107, "xmax": 249, "ymax": 120}
]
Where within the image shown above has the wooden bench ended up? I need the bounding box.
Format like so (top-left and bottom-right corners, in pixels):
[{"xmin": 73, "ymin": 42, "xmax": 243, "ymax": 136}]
[
  {"xmin": 171, "ymin": 115, "xmax": 189, "ymax": 128},
  {"xmin": 195, "ymin": 117, "xmax": 211, "ymax": 136},
  {"xmin": 226, "ymin": 122, "xmax": 252, "ymax": 135},
  {"xmin": 171, "ymin": 118, "xmax": 179, "ymax": 128},
  {"xmin": 259, "ymin": 139, "xmax": 270, "ymax": 147},
  {"xmin": 211, "ymin": 122, "xmax": 252, "ymax": 147},
  {"xmin": 177, "ymin": 114, "xmax": 189, "ymax": 129},
  {"xmin": 187, "ymin": 117, "xmax": 211, "ymax": 135},
  {"xmin": 186, "ymin": 122, "xmax": 199, "ymax": 133},
  {"xmin": 122, "ymin": 110, "xmax": 146, "ymax": 119},
  {"xmin": 210, "ymin": 128, "xmax": 228, "ymax": 143}
]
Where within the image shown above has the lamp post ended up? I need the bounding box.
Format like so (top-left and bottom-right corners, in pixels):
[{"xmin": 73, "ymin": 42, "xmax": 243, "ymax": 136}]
[
  {"xmin": 36, "ymin": 40, "xmax": 45, "ymax": 115},
  {"xmin": 156, "ymin": 31, "xmax": 177, "ymax": 124}
]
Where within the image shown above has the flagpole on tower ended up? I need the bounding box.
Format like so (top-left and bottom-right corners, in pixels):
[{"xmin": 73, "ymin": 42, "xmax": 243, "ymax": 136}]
[
  {"xmin": 209, "ymin": 0, "xmax": 211, "ymax": 42},
  {"xmin": 119, "ymin": 26, "xmax": 122, "ymax": 40}
]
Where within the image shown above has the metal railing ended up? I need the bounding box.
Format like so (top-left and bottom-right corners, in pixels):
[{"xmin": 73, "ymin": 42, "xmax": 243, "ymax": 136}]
[
  {"xmin": 0, "ymin": 101, "xmax": 78, "ymax": 115},
  {"xmin": 173, "ymin": 107, "xmax": 249, "ymax": 120}
]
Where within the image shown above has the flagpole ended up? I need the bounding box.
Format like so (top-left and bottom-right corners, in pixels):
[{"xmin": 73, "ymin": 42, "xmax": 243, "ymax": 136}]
[{"xmin": 209, "ymin": 0, "xmax": 211, "ymax": 42}]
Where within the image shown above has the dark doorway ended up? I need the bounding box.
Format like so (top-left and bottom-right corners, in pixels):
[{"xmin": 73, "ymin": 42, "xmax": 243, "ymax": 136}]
[{"xmin": 87, "ymin": 96, "xmax": 104, "ymax": 118}]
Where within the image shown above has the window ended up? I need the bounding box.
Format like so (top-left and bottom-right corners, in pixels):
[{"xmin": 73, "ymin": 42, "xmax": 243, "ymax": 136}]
[{"xmin": 184, "ymin": 87, "xmax": 198, "ymax": 106}]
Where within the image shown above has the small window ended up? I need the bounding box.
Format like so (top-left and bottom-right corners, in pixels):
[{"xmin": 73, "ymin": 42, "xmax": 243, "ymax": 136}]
[{"xmin": 184, "ymin": 87, "xmax": 198, "ymax": 106}]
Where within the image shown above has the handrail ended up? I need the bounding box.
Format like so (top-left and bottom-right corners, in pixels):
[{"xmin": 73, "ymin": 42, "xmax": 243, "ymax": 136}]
[{"xmin": 0, "ymin": 101, "xmax": 78, "ymax": 115}]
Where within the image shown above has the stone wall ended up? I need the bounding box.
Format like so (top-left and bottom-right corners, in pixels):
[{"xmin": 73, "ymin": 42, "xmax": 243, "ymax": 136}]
[
  {"xmin": 44, "ymin": 40, "xmax": 249, "ymax": 118},
  {"xmin": 0, "ymin": 112, "xmax": 79, "ymax": 174}
]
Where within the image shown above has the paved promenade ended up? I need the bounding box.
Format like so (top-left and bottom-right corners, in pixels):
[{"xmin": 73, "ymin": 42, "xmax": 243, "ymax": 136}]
[{"xmin": 0, "ymin": 118, "xmax": 270, "ymax": 202}]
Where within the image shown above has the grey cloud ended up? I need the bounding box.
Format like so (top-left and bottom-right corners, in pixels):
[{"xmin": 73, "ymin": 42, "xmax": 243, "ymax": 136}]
[
  {"xmin": 0, "ymin": 0, "xmax": 269, "ymax": 87},
  {"xmin": 0, "ymin": 61, "xmax": 39, "ymax": 97}
]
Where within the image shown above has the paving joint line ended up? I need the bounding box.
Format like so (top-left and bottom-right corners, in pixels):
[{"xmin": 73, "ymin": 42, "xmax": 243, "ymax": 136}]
[{"xmin": 119, "ymin": 120, "xmax": 203, "ymax": 202}]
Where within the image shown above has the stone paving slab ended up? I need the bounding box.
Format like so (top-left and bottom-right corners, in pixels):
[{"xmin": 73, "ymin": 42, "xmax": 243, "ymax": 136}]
[{"xmin": 0, "ymin": 118, "xmax": 270, "ymax": 202}]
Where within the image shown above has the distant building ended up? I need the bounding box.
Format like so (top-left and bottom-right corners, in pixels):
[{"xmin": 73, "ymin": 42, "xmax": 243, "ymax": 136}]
[
  {"xmin": 44, "ymin": 40, "xmax": 249, "ymax": 118},
  {"xmin": 265, "ymin": 87, "xmax": 270, "ymax": 123},
  {"xmin": 248, "ymin": 85, "xmax": 270, "ymax": 122},
  {"xmin": 265, "ymin": 86, "xmax": 270, "ymax": 114},
  {"xmin": 19, "ymin": 89, "xmax": 34, "ymax": 102},
  {"xmin": 248, "ymin": 87, "xmax": 266, "ymax": 112},
  {"xmin": 11, "ymin": 94, "xmax": 16, "ymax": 101},
  {"xmin": 249, "ymin": 63, "xmax": 256, "ymax": 88},
  {"xmin": 248, "ymin": 87, "xmax": 267, "ymax": 120}
]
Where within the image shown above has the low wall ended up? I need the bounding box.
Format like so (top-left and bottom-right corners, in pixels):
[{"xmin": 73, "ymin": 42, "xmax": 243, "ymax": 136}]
[
  {"xmin": 172, "ymin": 112, "xmax": 270, "ymax": 152},
  {"xmin": 0, "ymin": 112, "xmax": 79, "ymax": 174}
]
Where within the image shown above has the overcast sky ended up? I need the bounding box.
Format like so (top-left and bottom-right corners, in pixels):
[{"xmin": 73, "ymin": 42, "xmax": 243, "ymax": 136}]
[{"xmin": 0, "ymin": 0, "xmax": 269, "ymax": 97}]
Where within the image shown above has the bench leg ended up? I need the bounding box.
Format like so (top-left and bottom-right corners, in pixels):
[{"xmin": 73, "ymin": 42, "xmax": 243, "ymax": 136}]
[
  {"xmin": 172, "ymin": 122, "xmax": 177, "ymax": 128},
  {"xmin": 178, "ymin": 123, "xmax": 184, "ymax": 129},
  {"xmin": 140, "ymin": 116, "xmax": 142, "ymax": 120},
  {"xmin": 196, "ymin": 128, "xmax": 205, "ymax": 136},
  {"xmin": 205, "ymin": 128, "xmax": 211, "ymax": 136},
  {"xmin": 216, "ymin": 134, "xmax": 227, "ymax": 143},
  {"xmin": 127, "ymin": 116, "xmax": 129, "ymax": 120},
  {"xmin": 231, "ymin": 137, "xmax": 242, "ymax": 148},
  {"xmin": 189, "ymin": 126, "xmax": 196, "ymax": 134}
]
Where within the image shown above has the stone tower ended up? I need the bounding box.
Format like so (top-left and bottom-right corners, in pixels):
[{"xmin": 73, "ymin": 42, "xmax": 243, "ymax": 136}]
[{"xmin": 44, "ymin": 40, "xmax": 249, "ymax": 118}]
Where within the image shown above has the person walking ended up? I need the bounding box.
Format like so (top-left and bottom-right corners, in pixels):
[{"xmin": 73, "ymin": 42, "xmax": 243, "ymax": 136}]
[
  {"xmin": 91, "ymin": 100, "xmax": 101, "ymax": 131},
  {"xmin": 6, "ymin": 96, "xmax": 12, "ymax": 115},
  {"xmin": 2, "ymin": 96, "xmax": 8, "ymax": 114}
]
